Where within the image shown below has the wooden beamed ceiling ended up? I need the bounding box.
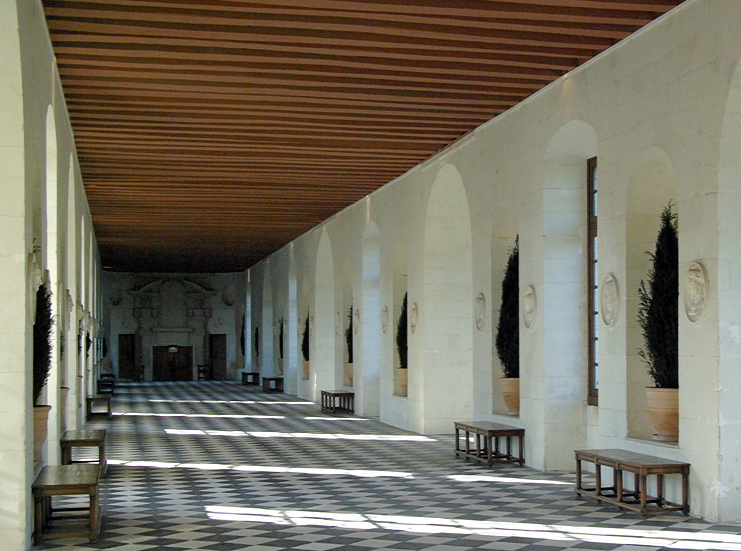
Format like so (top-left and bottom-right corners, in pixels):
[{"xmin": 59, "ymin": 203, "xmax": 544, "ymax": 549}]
[{"xmin": 42, "ymin": 0, "xmax": 684, "ymax": 273}]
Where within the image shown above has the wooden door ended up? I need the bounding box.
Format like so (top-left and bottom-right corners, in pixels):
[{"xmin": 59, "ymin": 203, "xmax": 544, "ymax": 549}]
[
  {"xmin": 209, "ymin": 334, "xmax": 227, "ymax": 380},
  {"xmin": 119, "ymin": 334, "xmax": 135, "ymax": 379},
  {"xmin": 153, "ymin": 346, "xmax": 193, "ymax": 381}
]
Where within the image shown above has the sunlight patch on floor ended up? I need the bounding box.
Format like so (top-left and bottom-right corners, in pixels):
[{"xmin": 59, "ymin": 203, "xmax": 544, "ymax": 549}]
[
  {"xmin": 106, "ymin": 459, "xmax": 412, "ymax": 478},
  {"xmin": 447, "ymin": 474, "xmax": 572, "ymax": 485},
  {"xmin": 204, "ymin": 505, "xmax": 741, "ymax": 550},
  {"xmin": 113, "ymin": 412, "xmax": 284, "ymax": 419},
  {"xmin": 163, "ymin": 428, "xmax": 434, "ymax": 441}
]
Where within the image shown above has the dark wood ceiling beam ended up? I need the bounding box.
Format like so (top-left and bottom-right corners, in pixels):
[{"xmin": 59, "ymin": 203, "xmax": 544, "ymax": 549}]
[
  {"xmin": 44, "ymin": 18, "xmax": 615, "ymax": 52},
  {"xmin": 49, "ymin": 32, "xmax": 595, "ymax": 60},
  {"xmin": 66, "ymin": 104, "xmax": 494, "ymax": 126},
  {"xmin": 53, "ymin": 45, "xmax": 580, "ymax": 73},
  {"xmin": 60, "ymin": 83, "xmax": 510, "ymax": 114},
  {"xmin": 44, "ymin": 0, "xmax": 667, "ymax": 28},
  {"xmin": 42, "ymin": 8, "xmax": 632, "ymax": 42},
  {"xmin": 57, "ymin": 66, "xmax": 558, "ymax": 96}
]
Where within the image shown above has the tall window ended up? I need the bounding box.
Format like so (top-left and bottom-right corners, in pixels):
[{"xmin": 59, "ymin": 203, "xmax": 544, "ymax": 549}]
[{"xmin": 587, "ymin": 157, "xmax": 599, "ymax": 405}]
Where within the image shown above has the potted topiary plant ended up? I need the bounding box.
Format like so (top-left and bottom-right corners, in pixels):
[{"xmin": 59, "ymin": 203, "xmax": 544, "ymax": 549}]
[
  {"xmin": 301, "ymin": 312, "xmax": 310, "ymax": 380},
  {"xmin": 33, "ymin": 281, "xmax": 54, "ymax": 466},
  {"xmin": 394, "ymin": 293, "xmax": 408, "ymax": 396},
  {"xmin": 344, "ymin": 303, "xmax": 353, "ymax": 386},
  {"xmin": 638, "ymin": 204, "xmax": 678, "ymax": 441},
  {"xmin": 495, "ymin": 237, "xmax": 520, "ymax": 415}
]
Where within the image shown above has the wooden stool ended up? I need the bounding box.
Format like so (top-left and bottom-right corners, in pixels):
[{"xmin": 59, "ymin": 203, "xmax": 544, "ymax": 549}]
[
  {"xmin": 32, "ymin": 464, "xmax": 101, "ymax": 544},
  {"xmin": 320, "ymin": 390, "xmax": 355, "ymax": 414},
  {"xmin": 86, "ymin": 394, "xmax": 112, "ymax": 419},
  {"xmin": 575, "ymin": 449, "xmax": 690, "ymax": 516},
  {"xmin": 242, "ymin": 371, "xmax": 260, "ymax": 385},
  {"xmin": 454, "ymin": 421, "xmax": 525, "ymax": 466},
  {"xmin": 61, "ymin": 429, "xmax": 107, "ymax": 476},
  {"xmin": 262, "ymin": 377, "xmax": 283, "ymax": 393}
]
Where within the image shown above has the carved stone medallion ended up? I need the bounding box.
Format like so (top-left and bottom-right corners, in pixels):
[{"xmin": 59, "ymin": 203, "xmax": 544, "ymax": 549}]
[
  {"xmin": 600, "ymin": 274, "xmax": 619, "ymax": 327},
  {"xmin": 410, "ymin": 302, "xmax": 419, "ymax": 334},
  {"xmin": 684, "ymin": 262, "xmax": 707, "ymax": 323},
  {"xmin": 475, "ymin": 292, "xmax": 485, "ymax": 331},
  {"xmin": 381, "ymin": 306, "xmax": 389, "ymax": 334},
  {"xmin": 523, "ymin": 285, "xmax": 537, "ymax": 329}
]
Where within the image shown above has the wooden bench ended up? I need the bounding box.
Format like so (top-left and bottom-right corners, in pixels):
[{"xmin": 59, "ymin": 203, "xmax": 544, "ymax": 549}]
[
  {"xmin": 320, "ymin": 390, "xmax": 355, "ymax": 414},
  {"xmin": 86, "ymin": 394, "xmax": 112, "ymax": 419},
  {"xmin": 242, "ymin": 371, "xmax": 260, "ymax": 385},
  {"xmin": 32, "ymin": 464, "xmax": 101, "ymax": 544},
  {"xmin": 262, "ymin": 376, "xmax": 284, "ymax": 393},
  {"xmin": 574, "ymin": 449, "xmax": 690, "ymax": 516},
  {"xmin": 61, "ymin": 429, "xmax": 107, "ymax": 476},
  {"xmin": 454, "ymin": 421, "xmax": 524, "ymax": 466},
  {"xmin": 97, "ymin": 374, "xmax": 114, "ymax": 394}
]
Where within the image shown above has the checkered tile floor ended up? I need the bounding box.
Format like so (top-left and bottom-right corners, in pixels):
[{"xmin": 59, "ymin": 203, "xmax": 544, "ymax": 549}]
[{"xmin": 34, "ymin": 381, "xmax": 741, "ymax": 550}]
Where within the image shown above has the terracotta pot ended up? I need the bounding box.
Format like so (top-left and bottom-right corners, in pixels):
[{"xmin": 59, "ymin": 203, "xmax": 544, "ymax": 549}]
[
  {"xmin": 302, "ymin": 360, "xmax": 310, "ymax": 380},
  {"xmin": 344, "ymin": 362, "xmax": 354, "ymax": 386},
  {"xmin": 500, "ymin": 377, "xmax": 520, "ymax": 416},
  {"xmin": 394, "ymin": 368, "xmax": 408, "ymax": 397},
  {"xmin": 33, "ymin": 405, "xmax": 52, "ymax": 466},
  {"xmin": 646, "ymin": 387, "xmax": 678, "ymax": 442}
]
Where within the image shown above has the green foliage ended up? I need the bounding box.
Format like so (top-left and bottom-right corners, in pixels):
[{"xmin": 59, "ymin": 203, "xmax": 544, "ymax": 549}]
[
  {"xmin": 638, "ymin": 204, "xmax": 679, "ymax": 388},
  {"xmin": 301, "ymin": 313, "xmax": 310, "ymax": 361},
  {"xmin": 496, "ymin": 237, "xmax": 519, "ymax": 378},
  {"xmin": 33, "ymin": 282, "xmax": 54, "ymax": 406},
  {"xmin": 345, "ymin": 303, "xmax": 353, "ymax": 363},
  {"xmin": 396, "ymin": 293, "xmax": 408, "ymax": 369}
]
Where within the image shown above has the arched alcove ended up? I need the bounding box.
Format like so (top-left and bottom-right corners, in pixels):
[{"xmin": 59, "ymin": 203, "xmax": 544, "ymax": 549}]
[
  {"xmin": 420, "ymin": 163, "xmax": 474, "ymax": 433},
  {"xmin": 625, "ymin": 147, "xmax": 678, "ymax": 440},
  {"xmin": 261, "ymin": 264, "xmax": 274, "ymax": 375},
  {"xmin": 244, "ymin": 275, "xmax": 252, "ymax": 373},
  {"xmin": 314, "ymin": 232, "xmax": 337, "ymax": 400},
  {"xmin": 361, "ymin": 220, "xmax": 381, "ymax": 416},
  {"xmin": 491, "ymin": 232, "xmax": 517, "ymax": 415},
  {"xmin": 392, "ymin": 238, "xmax": 408, "ymax": 397},
  {"xmin": 286, "ymin": 251, "xmax": 298, "ymax": 395},
  {"xmin": 536, "ymin": 120, "xmax": 597, "ymax": 468}
]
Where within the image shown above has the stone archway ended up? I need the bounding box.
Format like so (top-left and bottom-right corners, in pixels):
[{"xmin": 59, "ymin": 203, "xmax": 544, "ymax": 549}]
[
  {"xmin": 314, "ymin": 232, "xmax": 337, "ymax": 400},
  {"xmin": 625, "ymin": 147, "xmax": 678, "ymax": 440},
  {"xmin": 420, "ymin": 163, "xmax": 473, "ymax": 434},
  {"xmin": 360, "ymin": 220, "xmax": 381, "ymax": 416}
]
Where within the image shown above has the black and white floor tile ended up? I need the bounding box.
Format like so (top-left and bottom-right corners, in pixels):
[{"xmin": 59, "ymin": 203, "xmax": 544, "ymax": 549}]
[{"xmin": 34, "ymin": 381, "xmax": 741, "ymax": 550}]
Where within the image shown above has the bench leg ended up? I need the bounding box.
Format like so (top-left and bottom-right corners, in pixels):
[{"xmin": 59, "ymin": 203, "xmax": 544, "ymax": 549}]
[
  {"xmin": 639, "ymin": 474, "xmax": 648, "ymax": 515},
  {"xmin": 575, "ymin": 458, "xmax": 582, "ymax": 492},
  {"xmin": 518, "ymin": 434, "xmax": 524, "ymax": 465},
  {"xmin": 33, "ymin": 492, "xmax": 43, "ymax": 544},
  {"xmin": 682, "ymin": 468, "xmax": 690, "ymax": 515},
  {"xmin": 89, "ymin": 488, "xmax": 100, "ymax": 542},
  {"xmin": 100, "ymin": 445, "xmax": 107, "ymax": 477}
]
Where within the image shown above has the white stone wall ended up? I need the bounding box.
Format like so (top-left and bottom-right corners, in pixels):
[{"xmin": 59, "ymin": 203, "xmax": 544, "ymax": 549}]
[
  {"xmin": 248, "ymin": 0, "xmax": 741, "ymax": 522},
  {"xmin": 0, "ymin": 0, "xmax": 102, "ymax": 547}
]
